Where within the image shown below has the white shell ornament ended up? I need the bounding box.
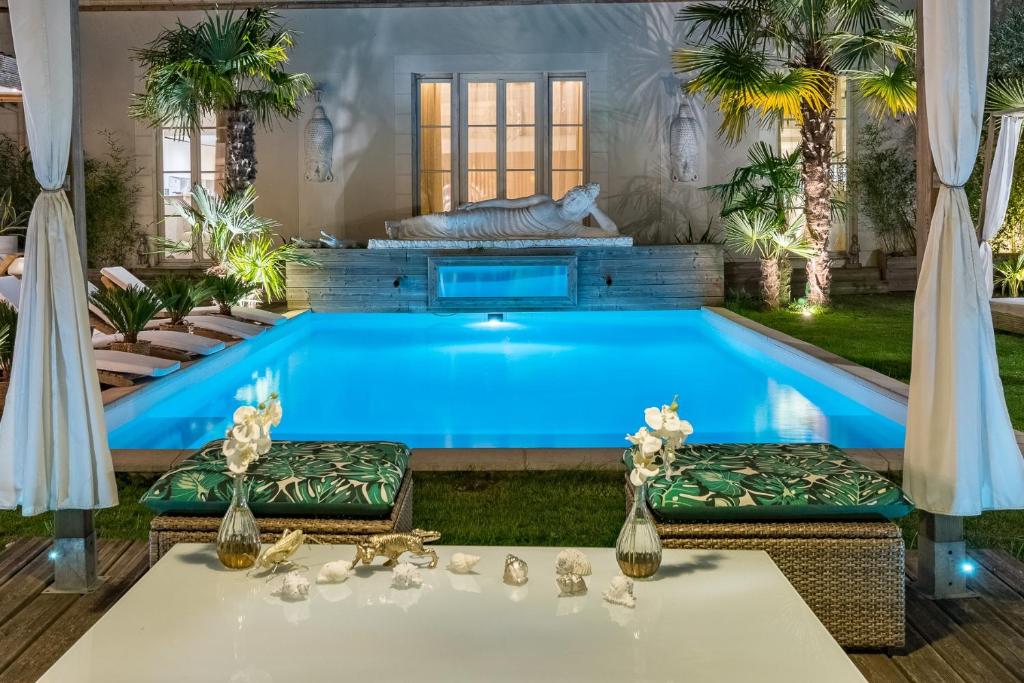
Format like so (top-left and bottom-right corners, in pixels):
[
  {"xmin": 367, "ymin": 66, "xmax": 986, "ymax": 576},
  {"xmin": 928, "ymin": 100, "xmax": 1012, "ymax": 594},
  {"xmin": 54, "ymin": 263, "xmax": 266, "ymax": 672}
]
[
  {"xmin": 392, "ymin": 562, "xmax": 424, "ymax": 589},
  {"xmin": 272, "ymin": 570, "xmax": 310, "ymax": 602},
  {"xmin": 447, "ymin": 552, "xmax": 482, "ymax": 574},
  {"xmin": 503, "ymin": 554, "xmax": 529, "ymax": 586},
  {"xmin": 316, "ymin": 559, "xmax": 354, "ymax": 584},
  {"xmin": 602, "ymin": 575, "xmax": 636, "ymax": 608},
  {"xmin": 555, "ymin": 549, "xmax": 592, "ymax": 577},
  {"xmin": 556, "ymin": 572, "xmax": 588, "ymax": 597}
]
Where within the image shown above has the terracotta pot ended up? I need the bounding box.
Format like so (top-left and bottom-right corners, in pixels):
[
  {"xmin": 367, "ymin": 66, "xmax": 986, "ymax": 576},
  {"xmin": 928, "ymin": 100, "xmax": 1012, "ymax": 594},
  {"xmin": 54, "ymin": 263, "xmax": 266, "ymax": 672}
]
[
  {"xmin": 109, "ymin": 340, "xmax": 152, "ymax": 355},
  {"xmin": 159, "ymin": 322, "xmax": 192, "ymax": 334}
]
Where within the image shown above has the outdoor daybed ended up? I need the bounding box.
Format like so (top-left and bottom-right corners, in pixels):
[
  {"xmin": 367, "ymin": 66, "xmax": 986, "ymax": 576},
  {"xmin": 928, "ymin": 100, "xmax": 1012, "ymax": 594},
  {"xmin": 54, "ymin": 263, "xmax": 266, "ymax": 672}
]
[
  {"xmin": 625, "ymin": 443, "xmax": 912, "ymax": 650},
  {"xmin": 142, "ymin": 440, "xmax": 413, "ymax": 565}
]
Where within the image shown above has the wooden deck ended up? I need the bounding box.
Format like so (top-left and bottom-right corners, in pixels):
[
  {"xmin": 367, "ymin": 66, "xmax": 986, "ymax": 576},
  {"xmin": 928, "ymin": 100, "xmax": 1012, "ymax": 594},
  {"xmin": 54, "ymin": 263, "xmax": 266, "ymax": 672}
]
[{"xmin": 1, "ymin": 539, "xmax": 1024, "ymax": 682}]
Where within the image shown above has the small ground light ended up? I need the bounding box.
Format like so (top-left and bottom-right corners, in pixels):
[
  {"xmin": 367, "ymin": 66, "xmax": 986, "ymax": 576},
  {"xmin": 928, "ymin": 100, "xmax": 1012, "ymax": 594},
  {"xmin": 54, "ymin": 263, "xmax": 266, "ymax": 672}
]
[
  {"xmin": 801, "ymin": 308, "xmax": 813, "ymax": 319},
  {"xmin": 48, "ymin": 550, "xmax": 59, "ymax": 561},
  {"xmin": 960, "ymin": 560, "xmax": 976, "ymax": 575},
  {"xmin": 487, "ymin": 313, "xmax": 504, "ymax": 323}
]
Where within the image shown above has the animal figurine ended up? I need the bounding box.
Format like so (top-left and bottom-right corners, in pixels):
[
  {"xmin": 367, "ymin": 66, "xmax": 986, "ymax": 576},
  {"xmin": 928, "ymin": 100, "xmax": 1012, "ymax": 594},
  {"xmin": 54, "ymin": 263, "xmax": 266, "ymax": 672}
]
[
  {"xmin": 447, "ymin": 552, "xmax": 481, "ymax": 574},
  {"xmin": 255, "ymin": 529, "xmax": 305, "ymax": 574},
  {"xmin": 503, "ymin": 554, "xmax": 529, "ymax": 586},
  {"xmin": 557, "ymin": 572, "xmax": 588, "ymax": 597},
  {"xmin": 555, "ymin": 549, "xmax": 592, "ymax": 577},
  {"xmin": 354, "ymin": 529, "xmax": 441, "ymax": 568}
]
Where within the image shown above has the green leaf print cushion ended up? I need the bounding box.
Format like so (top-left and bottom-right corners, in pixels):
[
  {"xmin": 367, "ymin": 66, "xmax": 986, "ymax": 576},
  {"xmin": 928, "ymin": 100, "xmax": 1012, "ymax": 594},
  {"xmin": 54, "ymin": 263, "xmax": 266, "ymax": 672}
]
[
  {"xmin": 626, "ymin": 443, "xmax": 913, "ymax": 521},
  {"xmin": 141, "ymin": 441, "xmax": 411, "ymax": 517}
]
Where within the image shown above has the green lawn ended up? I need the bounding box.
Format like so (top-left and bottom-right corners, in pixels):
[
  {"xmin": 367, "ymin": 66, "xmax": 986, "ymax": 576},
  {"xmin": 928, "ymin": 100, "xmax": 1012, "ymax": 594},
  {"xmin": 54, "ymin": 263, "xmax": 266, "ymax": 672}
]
[{"xmin": 2, "ymin": 293, "xmax": 1023, "ymax": 562}]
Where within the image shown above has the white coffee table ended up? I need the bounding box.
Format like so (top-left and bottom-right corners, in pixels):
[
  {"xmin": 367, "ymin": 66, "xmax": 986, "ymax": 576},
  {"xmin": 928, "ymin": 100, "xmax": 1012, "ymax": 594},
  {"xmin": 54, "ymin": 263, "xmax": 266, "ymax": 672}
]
[{"xmin": 41, "ymin": 544, "xmax": 866, "ymax": 682}]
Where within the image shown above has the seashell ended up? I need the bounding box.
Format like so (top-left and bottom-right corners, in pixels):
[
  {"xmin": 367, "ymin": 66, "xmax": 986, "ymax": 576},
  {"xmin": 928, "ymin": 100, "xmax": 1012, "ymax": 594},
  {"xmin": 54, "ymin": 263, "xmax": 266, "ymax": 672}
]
[
  {"xmin": 272, "ymin": 570, "xmax": 310, "ymax": 602},
  {"xmin": 602, "ymin": 575, "xmax": 636, "ymax": 608},
  {"xmin": 503, "ymin": 554, "xmax": 529, "ymax": 586},
  {"xmin": 556, "ymin": 572, "xmax": 588, "ymax": 597},
  {"xmin": 316, "ymin": 559, "xmax": 354, "ymax": 584},
  {"xmin": 392, "ymin": 562, "xmax": 423, "ymax": 589},
  {"xmin": 447, "ymin": 552, "xmax": 482, "ymax": 574},
  {"xmin": 555, "ymin": 549, "xmax": 592, "ymax": 577}
]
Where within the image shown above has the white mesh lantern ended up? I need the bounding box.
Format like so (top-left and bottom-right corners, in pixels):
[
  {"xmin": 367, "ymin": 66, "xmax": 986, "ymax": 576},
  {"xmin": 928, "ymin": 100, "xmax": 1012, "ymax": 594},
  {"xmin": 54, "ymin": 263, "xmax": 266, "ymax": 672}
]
[
  {"xmin": 670, "ymin": 98, "xmax": 701, "ymax": 183},
  {"xmin": 304, "ymin": 88, "xmax": 334, "ymax": 183}
]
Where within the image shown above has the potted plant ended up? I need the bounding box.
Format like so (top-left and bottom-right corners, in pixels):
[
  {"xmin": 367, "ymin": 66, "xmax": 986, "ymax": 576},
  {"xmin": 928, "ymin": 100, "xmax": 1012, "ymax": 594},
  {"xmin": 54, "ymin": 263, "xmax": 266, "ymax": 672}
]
[
  {"xmin": 0, "ymin": 300, "xmax": 16, "ymax": 413},
  {"xmin": 995, "ymin": 254, "xmax": 1024, "ymax": 299},
  {"xmin": 0, "ymin": 189, "xmax": 28, "ymax": 254},
  {"xmin": 152, "ymin": 275, "xmax": 211, "ymax": 333},
  {"xmin": 203, "ymin": 274, "xmax": 257, "ymax": 317},
  {"xmin": 89, "ymin": 286, "xmax": 163, "ymax": 355}
]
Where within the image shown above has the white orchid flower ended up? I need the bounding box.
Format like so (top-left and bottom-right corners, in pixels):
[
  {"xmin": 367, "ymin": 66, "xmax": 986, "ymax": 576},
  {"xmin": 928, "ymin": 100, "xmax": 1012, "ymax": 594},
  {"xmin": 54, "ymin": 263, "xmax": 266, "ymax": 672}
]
[
  {"xmin": 263, "ymin": 399, "xmax": 283, "ymax": 427},
  {"xmin": 629, "ymin": 462, "xmax": 660, "ymax": 487},
  {"xmin": 643, "ymin": 407, "xmax": 663, "ymax": 431},
  {"xmin": 230, "ymin": 420, "xmax": 261, "ymax": 444},
  {"xmin": 233, "ymin": 405, "xmax": 259, "ymax": 424}
]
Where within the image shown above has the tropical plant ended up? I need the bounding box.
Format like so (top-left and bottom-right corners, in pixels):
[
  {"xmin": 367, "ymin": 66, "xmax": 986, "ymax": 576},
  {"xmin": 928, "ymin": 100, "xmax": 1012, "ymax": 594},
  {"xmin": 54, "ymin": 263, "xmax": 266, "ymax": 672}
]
[
  {"xmin": 0, "ymin": 136, "xmax": 39, "ymax": 220},
  {"xmin": 0, "ymin": 300, "xmax": 17, "ymax": 381},
  {"xmin": 203, "ymin": 273, "xmax": 257, "ymax": 316},
  {"xmin": 226, "ymin": 234, "xmax": 316, "ymax": 302},
  {"xmin": 89, "ymin": 286, "xmax": 163, "ymax": 344},
  {"xmin": 161, "ymin": 184, "xmax": 276, "ymax": 265},
  {"xmin": 674, "ymin": 1, "xmax": 916, "ymax": 306},
  {"xmin": 726, "ymin": 210, "xmax": 814, "ymax": 309},
  {"xmin": 131, "ymin": 8, "xmax": 313, "ymax": 195},
  {"xmin": 85, "ymin": 132, "xmax": 143, "ymax": 268},
  {"xmin": 850, "ymin": 122, "xmax": 916, "ymax": 256},
  {"xmin": 0, "ymin": 189, "xmax": 28, "ymax": 237},
  {"xmin": 152, "ymin": 275, "xmax": 212, "ymax": 326},
  {"xmin": 995, "ymin": 254, "xmax": 1024, "ymax": 298}
]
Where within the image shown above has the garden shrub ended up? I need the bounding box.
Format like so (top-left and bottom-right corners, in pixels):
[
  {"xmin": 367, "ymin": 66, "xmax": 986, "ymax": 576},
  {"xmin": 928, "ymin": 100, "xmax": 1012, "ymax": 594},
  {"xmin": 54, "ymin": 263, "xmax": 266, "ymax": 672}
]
[{"xmin": 85, "ymin": 132, "xmax": 143, "ymax": 268}]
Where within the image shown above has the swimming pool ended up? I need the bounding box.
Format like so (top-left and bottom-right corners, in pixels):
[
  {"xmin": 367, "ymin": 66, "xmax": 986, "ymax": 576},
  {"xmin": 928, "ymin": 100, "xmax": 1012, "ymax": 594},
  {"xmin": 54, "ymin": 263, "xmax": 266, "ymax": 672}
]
[{"xmin": 105, "ymin": 310, "xmax": 906, "ymax": 450}]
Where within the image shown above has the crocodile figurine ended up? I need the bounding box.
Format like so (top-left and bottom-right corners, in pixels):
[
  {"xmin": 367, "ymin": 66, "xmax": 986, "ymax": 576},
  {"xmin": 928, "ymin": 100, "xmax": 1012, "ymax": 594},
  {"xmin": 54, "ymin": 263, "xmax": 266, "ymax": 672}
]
[{"xmin": 354, "ymin": 529, "xmax": 441, "ymax": 568}]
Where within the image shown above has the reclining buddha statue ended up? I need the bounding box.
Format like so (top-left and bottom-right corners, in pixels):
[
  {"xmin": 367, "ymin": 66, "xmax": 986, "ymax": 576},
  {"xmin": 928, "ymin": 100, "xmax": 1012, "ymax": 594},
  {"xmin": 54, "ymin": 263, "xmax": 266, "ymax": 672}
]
[{"xmin": 385, "ymin": 183, "xmax": 619, "ymax": 241}]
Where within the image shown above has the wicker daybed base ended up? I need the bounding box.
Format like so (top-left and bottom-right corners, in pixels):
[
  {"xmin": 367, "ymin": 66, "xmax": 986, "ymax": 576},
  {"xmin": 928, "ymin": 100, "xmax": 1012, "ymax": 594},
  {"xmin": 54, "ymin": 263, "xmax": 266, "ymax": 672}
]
[
  {"xmin": 626, "ymin": 481, "xmax": 905, "ymax": 650},
  {"xmin": 149, "ymin": 473, "xmax": 414, "ymax": 566}
]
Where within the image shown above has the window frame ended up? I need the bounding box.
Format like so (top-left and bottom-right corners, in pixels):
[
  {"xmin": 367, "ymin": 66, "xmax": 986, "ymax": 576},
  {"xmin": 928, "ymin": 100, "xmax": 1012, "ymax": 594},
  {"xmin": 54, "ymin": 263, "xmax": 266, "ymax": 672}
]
[
  {"xmin": 412, "ymin": 72, "xmax": 588, "ymax": 215},
  {"xmin": 155, "ymin": 119, "xmax": 221, "ymax": 265}
]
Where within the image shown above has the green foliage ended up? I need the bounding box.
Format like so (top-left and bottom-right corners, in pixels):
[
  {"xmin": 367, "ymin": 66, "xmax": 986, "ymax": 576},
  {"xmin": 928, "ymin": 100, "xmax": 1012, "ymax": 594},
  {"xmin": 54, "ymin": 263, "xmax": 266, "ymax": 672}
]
[
  {"xmin": 0, "ymin": 189, "xmax": 28, "ymax": 237},
  {"xmin": 130, "ymin": 8, "xmax": 313, "ymax": 134},
  {"xmin": 152, "ymin": 275, "xmax": 211, "ymax": 325},
  {"xmin": 85, "ymin": 133, "xmax": 143, "ymax": 269},
  {"xmin": 226, "ymin": 234, "xmax": 317, "ymax": 302},
  {"xmin": 160, "ymin": 184, "xmax": 277, "ymax": 264},
  {"xmin": 989, "ymin": 5, "xmax": 1024, "ymax": 84},
  {"xmin": 0, "ymin": 300, "xmax": 17, "ymax": 380},
  {"xmin": 674, "ymin": 1, "xmax": 915, "ymax": 143},
  {"xmin": 202, "ymin": 273, "xmax": 257, "ymax": 314},
  {"xmin": 850, "ymin": 122, "xmax": 916, "ymax": 256},
  {"xmin": 995, "ymin": 254, "xmax": 1024, "ymax": 298},
  {"xmin": 89, "ymin": 286, "xmax": 162, "ymax": 343},
  {"xmin": 0, "ymin": 136, "xmax": 39, "ymax": 221}
]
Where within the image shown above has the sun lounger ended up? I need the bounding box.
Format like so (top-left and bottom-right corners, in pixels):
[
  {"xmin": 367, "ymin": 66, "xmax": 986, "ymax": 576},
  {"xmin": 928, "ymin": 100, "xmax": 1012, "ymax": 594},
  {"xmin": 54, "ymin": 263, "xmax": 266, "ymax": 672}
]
[
  {"xmin": 92, "ymin": 330, "xmax": 226, "ymax": 356},
  {"xmin": 93, "ymin": 349, "xmax": 180, "ymax": 387},
  {"xmin": 100, "ymin": 265, "xmax": 287, "ymax": 326},
  {"xmin": 0, "ymin": 275, "xmax": 19, "ymax": 307}
]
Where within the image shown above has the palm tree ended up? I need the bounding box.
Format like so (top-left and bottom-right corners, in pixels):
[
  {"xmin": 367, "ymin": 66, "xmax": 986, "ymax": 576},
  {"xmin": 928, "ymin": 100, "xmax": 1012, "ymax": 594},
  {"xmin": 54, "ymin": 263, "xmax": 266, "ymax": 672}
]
[
  {"xmin": 131, "ymin": 8, "xmax": 313, "ymax": 195},
  {"xmin": 675, "ymin": 1, "xmax": 916, "ymax": 306},
  {"xmin": 708, "ymin": 142, "xmax": 822, "ymax": 308}
]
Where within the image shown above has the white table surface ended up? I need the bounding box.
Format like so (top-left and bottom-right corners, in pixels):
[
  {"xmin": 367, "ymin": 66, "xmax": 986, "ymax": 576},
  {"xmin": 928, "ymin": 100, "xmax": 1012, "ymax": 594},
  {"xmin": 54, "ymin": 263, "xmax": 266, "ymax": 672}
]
[{"xmin": 41, "ymin": 544, "xmax": 866, "ymax": 683}]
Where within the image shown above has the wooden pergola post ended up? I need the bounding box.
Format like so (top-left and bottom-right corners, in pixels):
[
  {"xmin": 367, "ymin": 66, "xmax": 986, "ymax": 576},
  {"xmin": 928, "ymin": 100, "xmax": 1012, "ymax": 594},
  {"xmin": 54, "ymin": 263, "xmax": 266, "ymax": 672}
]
[
  {"xmin": 50, "ymin": 0, "xmax": 100, "ymax": 595},
  {"xmin": 912, "ymin": 0, "xmax": 972, "ymax": 600}
]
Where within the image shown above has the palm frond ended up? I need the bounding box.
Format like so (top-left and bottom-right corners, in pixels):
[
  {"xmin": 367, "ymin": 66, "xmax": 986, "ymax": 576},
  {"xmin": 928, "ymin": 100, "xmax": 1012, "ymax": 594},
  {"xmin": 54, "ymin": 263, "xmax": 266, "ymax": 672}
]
[
  {"xmin": 850, "ymin": 62, "xmax": 916, "ymax": 117},
  {"xmin": 677, "ymin": 1, "xmax": 762, "ymax": 40},
  {"xmin": 152, "ymin": 275, "xmax": 212, "ymax": 325},
  {"xmin": 987, "ymin": 79, "xmax": 1024, "ymax": 115},
  {"xmin": 226, "ymin": 234, "xmax": 318, "ymax": 301},
  {"xmin": 176, "ymin": 184, "xmax": 279, "ymax": 263},
  {"xmin": 724, "ymin": 210, "xmax": 775, "ymax": 259},
  {"xmin": 831, "ymin": 0, "xmax": 889, "ymax": 34},
  {"xmin": 89, "ymin": 286, "xmax": 162, "ymax": 342},
  {"xmin": 202, "ymin": 273, "xmax": 258, "ymax": 310},
  {"xmin": 744, "ymin": 68, "xmax": 832, "ymax": 121}
]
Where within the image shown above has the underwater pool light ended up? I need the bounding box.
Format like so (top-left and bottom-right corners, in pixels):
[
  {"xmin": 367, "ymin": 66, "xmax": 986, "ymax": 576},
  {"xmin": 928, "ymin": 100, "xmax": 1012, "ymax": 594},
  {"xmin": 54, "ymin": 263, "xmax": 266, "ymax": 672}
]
[{"xmin": 487, "ymin": 313, "xmax": 504, "ymax": 323}]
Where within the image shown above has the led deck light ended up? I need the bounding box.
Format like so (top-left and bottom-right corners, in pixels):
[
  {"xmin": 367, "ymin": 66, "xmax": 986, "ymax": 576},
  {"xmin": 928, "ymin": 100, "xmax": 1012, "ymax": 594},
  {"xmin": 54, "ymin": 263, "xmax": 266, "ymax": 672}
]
[{"xmin": 960, "ymin": 560, "xmax": 976, "ymax": 576}]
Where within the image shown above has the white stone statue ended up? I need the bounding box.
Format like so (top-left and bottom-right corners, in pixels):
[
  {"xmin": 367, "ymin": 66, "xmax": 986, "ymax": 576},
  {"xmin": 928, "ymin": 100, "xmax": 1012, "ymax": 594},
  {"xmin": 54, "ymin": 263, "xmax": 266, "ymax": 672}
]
[{"xmin": 385, "ymin": 183, "xmax": 619, "ymax": 241}]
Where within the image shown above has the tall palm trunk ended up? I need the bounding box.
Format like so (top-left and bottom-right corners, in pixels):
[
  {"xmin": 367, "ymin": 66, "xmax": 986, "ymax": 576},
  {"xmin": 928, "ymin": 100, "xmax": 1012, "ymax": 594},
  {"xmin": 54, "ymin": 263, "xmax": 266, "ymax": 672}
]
[
  {"xmin": 760, "ymin": 256, "xmax": 782, "ymax": 309},
  {"xmin": 800, "ymin": 93, "xmax": 836, "ymax": 307},
  {"xmin": 779, "ymin": 257, "xmax": 793, "ymax": 307},
  {"xmin": 225, "ymin": 103, "xmax": 257, "ymax": 196}
]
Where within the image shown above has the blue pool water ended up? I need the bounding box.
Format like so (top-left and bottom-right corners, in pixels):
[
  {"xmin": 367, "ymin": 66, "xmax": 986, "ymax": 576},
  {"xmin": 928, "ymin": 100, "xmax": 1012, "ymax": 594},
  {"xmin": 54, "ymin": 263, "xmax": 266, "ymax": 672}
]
[{"xmin": 105, "ymin": 310, "xmax": 906, "ymax": 450}]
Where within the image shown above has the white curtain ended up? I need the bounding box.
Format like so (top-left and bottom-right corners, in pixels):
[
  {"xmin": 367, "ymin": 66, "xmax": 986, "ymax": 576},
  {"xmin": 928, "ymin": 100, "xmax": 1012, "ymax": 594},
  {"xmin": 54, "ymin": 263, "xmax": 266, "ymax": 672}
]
[
  {"xmin": 0, "ymin": 0, "xmax": 117, "ymax": 516},
  {"xmin": 981, "ymin": 115, "xmax": 1023, "ymax": 295},
  {"xmin": 904, "ymin": 0, "xmax": 1024, "ymax": 516}
]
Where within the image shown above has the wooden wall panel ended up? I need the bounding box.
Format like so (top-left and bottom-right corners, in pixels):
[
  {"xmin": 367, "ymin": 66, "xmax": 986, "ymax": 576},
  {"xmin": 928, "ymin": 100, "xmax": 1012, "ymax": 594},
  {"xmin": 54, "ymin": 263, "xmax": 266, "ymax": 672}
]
[{"xmin": 287, "ymin": 245, "xmax": 724, "ymax": 312}]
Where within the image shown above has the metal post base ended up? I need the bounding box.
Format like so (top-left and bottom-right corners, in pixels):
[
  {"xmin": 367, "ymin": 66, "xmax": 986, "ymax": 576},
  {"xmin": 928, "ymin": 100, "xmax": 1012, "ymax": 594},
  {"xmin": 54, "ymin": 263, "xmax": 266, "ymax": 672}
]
[
  {"xmin": 917, "ymin": 513, "xmax": 977, "ymax": 600},
  {"xmin": 46, "ymin": 509, "xmax": 103, "ymax": 594}
]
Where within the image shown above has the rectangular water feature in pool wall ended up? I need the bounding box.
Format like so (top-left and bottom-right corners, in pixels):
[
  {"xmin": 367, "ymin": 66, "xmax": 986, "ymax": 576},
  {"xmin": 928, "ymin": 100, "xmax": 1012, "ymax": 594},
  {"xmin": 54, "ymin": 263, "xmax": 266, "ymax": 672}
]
[{"xmin": 427, "ymin": 255, "xmax": 578, "ymax": 310}]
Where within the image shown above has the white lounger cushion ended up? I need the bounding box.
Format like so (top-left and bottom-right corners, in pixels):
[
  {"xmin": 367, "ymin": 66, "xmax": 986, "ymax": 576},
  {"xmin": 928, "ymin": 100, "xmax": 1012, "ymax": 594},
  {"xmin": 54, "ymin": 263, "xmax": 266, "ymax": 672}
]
[
  {"xmin": 0, "ymin": 275, "xmax": 19, "ymax": 306},
  {"xmin": 184, "ymin": 315, "xmax": 264, "ymax": 339},
  {"xmin": 101, "ymin": 265, "xmax": 285, "ymax": 326},
  {"xmin": 93, "ymin": 349, "xmax": 180, "ymax": 377},
  {"xmin": 93, "ymin": 330, "xmax": 225, "ymax": 356}
]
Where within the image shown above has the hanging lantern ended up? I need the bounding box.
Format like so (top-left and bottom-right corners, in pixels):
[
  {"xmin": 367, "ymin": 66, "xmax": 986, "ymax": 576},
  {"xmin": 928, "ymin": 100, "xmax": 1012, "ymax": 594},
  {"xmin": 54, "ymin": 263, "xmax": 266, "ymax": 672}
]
[
  {"xmin": 304, "ymin": 88, "xmax": 334, "ymax": 182},
  {"xmin": 670, "ymin": 98, "xmax": 701, "ymax": 183}
]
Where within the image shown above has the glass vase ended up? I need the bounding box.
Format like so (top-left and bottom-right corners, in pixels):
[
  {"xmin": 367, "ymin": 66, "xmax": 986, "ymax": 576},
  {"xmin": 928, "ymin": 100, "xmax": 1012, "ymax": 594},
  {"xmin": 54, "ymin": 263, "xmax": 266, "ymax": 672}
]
[
  {"xmin": 616, "ymin": 481, "xmax": 662, "ymax": 579},
  {"xmin": 217, "ymin": 473, "xmax": 260, "ymax": 570}
]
